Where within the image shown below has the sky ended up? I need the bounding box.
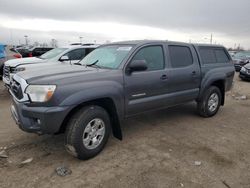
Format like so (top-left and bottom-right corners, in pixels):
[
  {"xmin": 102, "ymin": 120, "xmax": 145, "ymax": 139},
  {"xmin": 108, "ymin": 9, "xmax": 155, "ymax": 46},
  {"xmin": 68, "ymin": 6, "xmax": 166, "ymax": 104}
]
[{"xmin": 0, "ymin": 0, "xmax": 250, "ymax": 49}]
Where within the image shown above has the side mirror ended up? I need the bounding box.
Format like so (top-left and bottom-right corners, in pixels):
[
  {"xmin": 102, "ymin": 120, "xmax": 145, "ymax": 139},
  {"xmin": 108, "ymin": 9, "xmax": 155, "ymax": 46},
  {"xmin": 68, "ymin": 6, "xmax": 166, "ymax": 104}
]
[
  {"xmin": 128, "ymin": 60, "xmax": 148, "ymax": 73},
  {"xmin": 60, "ymin": 55, "xmax": 69, "ymax": 61}
]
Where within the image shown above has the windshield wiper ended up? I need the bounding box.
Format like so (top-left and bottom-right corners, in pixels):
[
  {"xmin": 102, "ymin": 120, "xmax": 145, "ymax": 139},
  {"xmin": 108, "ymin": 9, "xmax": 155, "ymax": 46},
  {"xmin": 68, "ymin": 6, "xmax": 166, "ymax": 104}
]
[
  {"xmin": 74, "ymin": 62, "xmax": 82, "ymax": 65},
  {"xmin": 37, "ymin": 56, "xmax": 44, "ymax": 59},
  {"xmin": 85, "ymin": 60, "xmax": 101, "ymax": 68}
]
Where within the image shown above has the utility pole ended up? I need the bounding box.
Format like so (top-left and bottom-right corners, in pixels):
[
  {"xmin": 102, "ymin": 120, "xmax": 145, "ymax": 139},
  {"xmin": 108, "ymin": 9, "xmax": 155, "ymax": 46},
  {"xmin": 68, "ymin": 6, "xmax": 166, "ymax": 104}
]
[
  {"xmin": 10, "ymin": 29, "xmax": 13, "ymax": 45},
  {"xmin": 210, "ymin": 33, "xmax": 213, "ymax": 44}
]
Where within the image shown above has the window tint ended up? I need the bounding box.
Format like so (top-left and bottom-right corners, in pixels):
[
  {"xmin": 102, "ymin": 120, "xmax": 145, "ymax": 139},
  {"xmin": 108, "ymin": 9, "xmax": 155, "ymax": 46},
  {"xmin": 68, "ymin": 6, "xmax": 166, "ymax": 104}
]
[
  {"xmin": 199, "ymin": 48, "xmax": 229, "ymax": 64},
  {"xmin": 169, "ymin": 46, "xmax": 193, "ymax": 68},
  {"xmin": 199, "ymin": 48, "xmax": 217, "ymax": 64},
  {"xmin": 214, "ymin": 49, "xmax": 229, "ymax": 63},
  {"xmin": 85, "ymin": 48, "xmax": 95, "ymax": 55},
  {"xmin": 132, "ymin": 46, "xmax": 164, "ymax": 71},
  {"xmin": 66, "ymin": 48, "xmax": 86, "ymax": 60}
]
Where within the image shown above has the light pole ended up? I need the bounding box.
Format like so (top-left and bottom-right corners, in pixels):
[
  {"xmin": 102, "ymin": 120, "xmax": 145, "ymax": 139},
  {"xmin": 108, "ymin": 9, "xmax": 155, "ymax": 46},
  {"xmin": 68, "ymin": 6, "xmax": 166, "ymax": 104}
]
[
  {"xmin": 210, "ymin": 33, "xmax": 213, "ymax": 44},
  {"xmin": 24, "ymin": 35, "xmax": 28, "ymax": 45},
  {"xmin": 203, "ymin": 34, "xmax": 213, "ymax": 44},
  {"xmin": 79, "ymin": 36, "xmax": 83, "ymax": 44}
]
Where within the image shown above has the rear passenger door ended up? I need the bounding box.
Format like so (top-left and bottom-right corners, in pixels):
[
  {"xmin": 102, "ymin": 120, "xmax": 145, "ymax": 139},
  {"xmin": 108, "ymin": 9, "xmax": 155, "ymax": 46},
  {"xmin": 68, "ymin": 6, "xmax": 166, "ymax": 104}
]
[{"xmin": 165, "ymin": 44, "xmax": 201, "ymax": 104}]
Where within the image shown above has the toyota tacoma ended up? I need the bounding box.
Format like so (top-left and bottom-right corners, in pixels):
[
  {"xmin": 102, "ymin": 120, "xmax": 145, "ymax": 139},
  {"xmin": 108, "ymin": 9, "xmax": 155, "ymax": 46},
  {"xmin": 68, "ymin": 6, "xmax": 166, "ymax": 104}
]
[{"xmin": 9, "ymin": 40, "xmax": 234, "ymax": 160}]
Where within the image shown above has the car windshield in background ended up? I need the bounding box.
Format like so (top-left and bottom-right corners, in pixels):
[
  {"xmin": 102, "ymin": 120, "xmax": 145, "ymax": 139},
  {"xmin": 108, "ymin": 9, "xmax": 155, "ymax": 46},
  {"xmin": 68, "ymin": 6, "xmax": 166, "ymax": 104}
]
[
  {"xmin": 80, "ymin": 45, "xmax": 133, "ymax": 69},
  {"xmin": 233, "ymin": 51, "xmax": 250, "ymax": 59},
  {"xmin": 39, "ymin": 48, "xmax": 67, "ymax": 59}
]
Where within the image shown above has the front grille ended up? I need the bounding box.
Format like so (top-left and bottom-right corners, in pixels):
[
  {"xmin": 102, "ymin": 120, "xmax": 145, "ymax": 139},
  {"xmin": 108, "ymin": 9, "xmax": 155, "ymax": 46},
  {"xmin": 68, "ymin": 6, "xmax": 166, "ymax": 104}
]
[
  {"xmin": 10, "ymin": 80, "xmax": 23, "ymax": 100},
  {"xmin": 247, "ymin": 69, "xmax": 250, "ymax": 74},
  {"xmin": 3, "ymin": 65, "xmax": 10, "ymax": 80}
]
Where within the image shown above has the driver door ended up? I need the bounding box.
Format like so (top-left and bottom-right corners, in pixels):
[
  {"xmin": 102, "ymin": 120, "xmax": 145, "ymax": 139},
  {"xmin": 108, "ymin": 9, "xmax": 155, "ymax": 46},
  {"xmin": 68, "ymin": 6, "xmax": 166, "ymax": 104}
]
[{"xmin": 124, "ymin": 44, "xmax": 169, "ymax": 117}]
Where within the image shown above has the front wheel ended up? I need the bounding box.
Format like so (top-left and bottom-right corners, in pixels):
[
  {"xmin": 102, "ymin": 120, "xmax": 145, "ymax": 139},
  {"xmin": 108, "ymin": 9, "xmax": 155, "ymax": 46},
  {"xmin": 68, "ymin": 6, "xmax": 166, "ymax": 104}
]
[
  {"xmin": 197, "ymin": 86, "xmax": 222, "ymax": 117},
  {"xmin": 65, "ymin": 106, "xmax": 111, "ymax": 160}
]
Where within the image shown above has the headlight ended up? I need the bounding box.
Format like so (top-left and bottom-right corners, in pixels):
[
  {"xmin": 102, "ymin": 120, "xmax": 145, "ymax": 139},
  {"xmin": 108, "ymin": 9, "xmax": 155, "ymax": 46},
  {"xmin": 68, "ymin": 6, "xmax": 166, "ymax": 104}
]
[
  {"xmin": 241, "ymin": 67, "xmax": 246, "ymax": 72},
  {"xmin": 25, "ymin": 85, "xmax": 56, "ymax": 102},
  {"xmin": 14, "ymin": 67, "xmax": 26, "ymax": 72}
]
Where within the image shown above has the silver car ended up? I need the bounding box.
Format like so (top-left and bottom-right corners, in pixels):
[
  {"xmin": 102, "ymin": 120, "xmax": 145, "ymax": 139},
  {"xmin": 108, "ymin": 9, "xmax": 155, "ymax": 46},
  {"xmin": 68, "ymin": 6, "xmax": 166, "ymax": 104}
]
[{"xmin": 3, "ymin": 44, "xmax": 98, "ymax": 86}]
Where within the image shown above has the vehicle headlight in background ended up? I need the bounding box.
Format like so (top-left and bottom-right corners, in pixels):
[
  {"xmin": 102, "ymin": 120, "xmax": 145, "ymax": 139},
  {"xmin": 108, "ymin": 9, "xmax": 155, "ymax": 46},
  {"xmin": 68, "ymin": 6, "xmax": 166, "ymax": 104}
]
[
  {"xmin": 241, "ymin": 67, "xmax": 246, "ymax": 72},
  {"xmin": 25, "ymin": 85, "xmax": 56, "ymax": 102},
  {"xmin": 14, "ymin": 67, "xmax": 26, "ymax": 72}
]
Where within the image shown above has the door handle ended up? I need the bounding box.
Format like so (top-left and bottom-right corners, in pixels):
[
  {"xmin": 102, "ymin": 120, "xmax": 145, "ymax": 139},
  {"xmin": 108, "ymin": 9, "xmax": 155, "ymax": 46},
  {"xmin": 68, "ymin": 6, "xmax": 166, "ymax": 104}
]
[
  {"xmin": 191, "ymin": 71, "xmax": 199, "ymax": 79},
  {"xmin": 160, "ymin": 74, "xmax": 167, "ymax": 80}
]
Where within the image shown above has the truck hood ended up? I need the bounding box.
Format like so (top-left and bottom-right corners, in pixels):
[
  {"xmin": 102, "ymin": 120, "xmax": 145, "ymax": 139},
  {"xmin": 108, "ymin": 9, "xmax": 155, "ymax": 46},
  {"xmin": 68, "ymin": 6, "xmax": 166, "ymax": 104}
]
[
  {"xmin": 4, "ymin": 57, "xmax": 45, "ymax": 67},
  {"xmin": 17, "ymin": 64, "xmax": 112, "ymax": 84},
  {"xmin": 19, "ymin": 61, "xmax": 62, "ymax": 70}
]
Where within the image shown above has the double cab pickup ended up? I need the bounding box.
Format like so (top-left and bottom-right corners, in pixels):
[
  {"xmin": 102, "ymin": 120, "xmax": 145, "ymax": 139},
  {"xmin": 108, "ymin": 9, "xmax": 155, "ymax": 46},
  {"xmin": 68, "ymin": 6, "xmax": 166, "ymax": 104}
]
[{"xmin": 9, "ymin": 40, "xmax": 234, "ymax": 159}]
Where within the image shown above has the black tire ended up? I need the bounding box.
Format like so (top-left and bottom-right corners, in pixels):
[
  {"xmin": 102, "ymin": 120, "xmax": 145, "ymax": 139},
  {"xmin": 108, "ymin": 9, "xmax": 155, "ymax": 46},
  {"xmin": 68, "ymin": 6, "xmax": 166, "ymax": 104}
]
[
  {"xmin": 197, "ymin": 86, "xmax": 222, "ymax": 117},
  {"xmin": 0, "ymin": 64, "xmax": 3, "ymax": 80},
  {"xmin": 65, "ymin": 105, "xmax": 111, "ymax": 160}
]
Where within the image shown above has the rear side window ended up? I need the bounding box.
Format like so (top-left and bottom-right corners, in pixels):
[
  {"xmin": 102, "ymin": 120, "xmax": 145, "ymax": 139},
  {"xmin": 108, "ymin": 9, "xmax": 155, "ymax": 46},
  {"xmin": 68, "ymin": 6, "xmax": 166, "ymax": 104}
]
[
  {"xmin": 169, "ymin": 46, "xmax": 193, "ymax": 68},
  {"xmin": 199, "ymin": 49, "xmax": 217, "ymax": 64},
  {"xmin": 214, "ymin": 49, "xmax": 229, "ymax": 63},
  {"xmin": 132, "ymin": 46, "xmax": 164, "ymax": 71},
  {"xmin": 199, "ymin": 48, "xmax": 229, "ymax": 64}
]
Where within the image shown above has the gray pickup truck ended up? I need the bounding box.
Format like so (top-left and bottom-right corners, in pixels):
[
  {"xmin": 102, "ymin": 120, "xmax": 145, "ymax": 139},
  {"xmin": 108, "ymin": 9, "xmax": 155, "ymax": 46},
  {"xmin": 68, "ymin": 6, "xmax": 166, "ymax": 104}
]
[{"xmin": 9, "ymin": 40, "xmax": 234, "ymax": 160}]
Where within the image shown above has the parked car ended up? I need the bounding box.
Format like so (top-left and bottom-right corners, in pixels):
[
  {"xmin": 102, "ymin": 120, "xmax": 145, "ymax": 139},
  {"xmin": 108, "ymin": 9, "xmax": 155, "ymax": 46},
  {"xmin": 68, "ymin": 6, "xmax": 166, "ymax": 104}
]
[
  {"xmin": 16, "ymin": 47, "xmax": 53, "ymax": 58},
  {"xmin": 28, "ymin": 47, "xmax": 54, "ymax": 57},
  {"xmin": 0, "ymin": 45, "xmax": 22, "ymax": 79},
  {"xmin": 232, "ymin": 51, "xmax": 250, "ymax": 71},
  {"xmin": 15, "ymin": 46, "xmax": 32, "ymax": 58},
  {"xmin": 9, "ymin": 40, "xmax": 234, "ymax": 160},
  {"xmin": 228, "ymin": 50, "xmax": 238, "ymax": 58},
  {"xmin": 239, "ymin": 63, "xmax": 250, "ymax": 81},
  {"xmin": 3, "ymin": 44, "xmax": 98, "ymax": 86}
]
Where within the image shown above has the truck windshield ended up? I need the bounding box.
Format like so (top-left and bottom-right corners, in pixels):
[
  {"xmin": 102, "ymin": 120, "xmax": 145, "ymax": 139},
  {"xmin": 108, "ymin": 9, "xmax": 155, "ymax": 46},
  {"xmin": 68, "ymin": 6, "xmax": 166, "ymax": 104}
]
[
  {"xmin": 80, "ymin": 45, "xmax": 133, "ymax": 69},
  {"xmin": 40, "ymin": 48, "xmax": 67, "ymax": 59}
]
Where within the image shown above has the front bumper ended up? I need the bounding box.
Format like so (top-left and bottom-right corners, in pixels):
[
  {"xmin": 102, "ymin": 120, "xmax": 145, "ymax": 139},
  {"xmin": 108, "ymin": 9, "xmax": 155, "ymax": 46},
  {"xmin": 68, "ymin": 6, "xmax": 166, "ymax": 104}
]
[
  {"xmin": 239, "ymin": 71, "xmax": 250, "ymax": 81},
  {"xmin": 11, "ymin": 99, "xmax": 73, "ymax": 134},
  {"xmin": 2, "ymin": 75, "xmax": 10, "ymax": 86},
  {"xmin": 234, "ymin": 64, "xmax": 242, "ymax": 72}
]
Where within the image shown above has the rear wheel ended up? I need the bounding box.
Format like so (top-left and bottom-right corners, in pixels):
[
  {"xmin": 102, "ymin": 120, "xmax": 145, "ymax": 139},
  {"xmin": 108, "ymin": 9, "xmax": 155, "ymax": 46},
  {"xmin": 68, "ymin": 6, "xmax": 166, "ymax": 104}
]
[
  {"xmin": 197, "ymin": 86, "xmax": 222, "ymax": 117},
  {"xmin": 65, "ymin": 105, "xmax": 111, "ymax": 160}
]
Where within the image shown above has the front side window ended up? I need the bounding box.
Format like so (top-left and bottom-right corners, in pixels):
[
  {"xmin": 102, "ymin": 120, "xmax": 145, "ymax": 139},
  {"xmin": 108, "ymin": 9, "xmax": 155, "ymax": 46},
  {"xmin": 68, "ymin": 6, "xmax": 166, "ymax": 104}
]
[
  {"xmin": 40, "ymin": 48, "xmax": 67, "ymax": 59},
  {"xmin": 80, "ymin": 45, "xmax": 133, "ymax": 69},
  {"xmin": 132, "ymin": 46, "xmax": 164, "ymax": 71},
  {"xmin": 85, "ymin": 48, "xmax": 96, "ymax": 55},
  {"xmin": 65, "ymin": 49, "xmax": 86, "ymax": 60},
  {"xmin": 169, "ymin": 46, "xmax": 193, "ymax": 68}
]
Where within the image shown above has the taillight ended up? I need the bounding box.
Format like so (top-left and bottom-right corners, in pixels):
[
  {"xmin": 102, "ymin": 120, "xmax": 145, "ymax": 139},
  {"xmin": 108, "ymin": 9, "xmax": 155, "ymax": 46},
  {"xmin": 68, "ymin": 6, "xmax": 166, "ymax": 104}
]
[
  {"xmin": 29, "ymin": 53, "xmax": 32, "ymax": 57},
  {"xmin": 13, "ymin": 54, "xmax": 22, "ymax": 58}
]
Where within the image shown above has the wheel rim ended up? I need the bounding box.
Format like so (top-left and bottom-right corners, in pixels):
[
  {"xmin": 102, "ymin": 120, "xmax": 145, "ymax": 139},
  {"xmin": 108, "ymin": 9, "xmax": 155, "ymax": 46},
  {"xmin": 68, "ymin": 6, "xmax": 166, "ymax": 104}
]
[
  {"xmin": 83, "ymin": 118, "xmax": 105, "ymax": 150},
  {"xmin": 208, "ymin": 93, "xmax": 219, "ymax": 112}
]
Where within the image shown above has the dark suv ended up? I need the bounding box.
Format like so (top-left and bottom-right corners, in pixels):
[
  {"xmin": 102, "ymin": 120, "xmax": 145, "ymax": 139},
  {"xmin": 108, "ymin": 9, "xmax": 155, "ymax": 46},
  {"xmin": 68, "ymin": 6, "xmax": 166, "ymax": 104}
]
[
  {"xmin": 17, "ymin": 47, "xmax": 53, "ymax": 58},
  {"xmin": 9, "ymin": 40, "xmax": 234, "ymax": 160}
]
